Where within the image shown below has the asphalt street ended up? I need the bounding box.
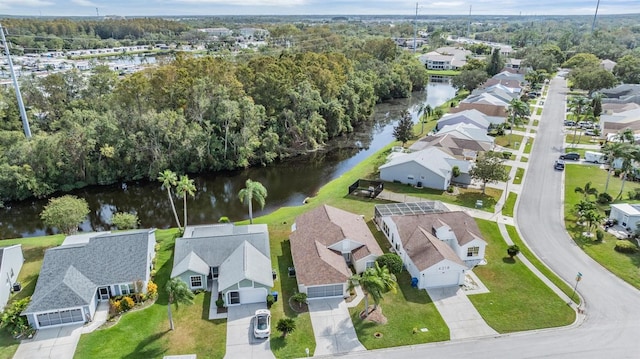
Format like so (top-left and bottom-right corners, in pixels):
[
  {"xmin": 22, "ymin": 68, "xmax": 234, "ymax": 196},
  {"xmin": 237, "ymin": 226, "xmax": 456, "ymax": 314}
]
[{"xmin": 335, "ymin": 74, "xmax": 640, "ymax": 358}]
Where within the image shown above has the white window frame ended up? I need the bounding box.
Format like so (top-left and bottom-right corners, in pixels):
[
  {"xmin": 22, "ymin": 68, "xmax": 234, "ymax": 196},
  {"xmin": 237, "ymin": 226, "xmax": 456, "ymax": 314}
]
[
  {"xmin": 365, "ymin": 261, "xmax": 375, "ymax": 269},
  {"xmin": 119, "ymin": 283, "xmax": 135, "ymax": 295},
  {"xmin": 190, "ymin": 275, "xmax": 203, "ymax": 288},
  {"xmin": 467, "ymin": 246, "xmax": 480, "ymax": 257}
]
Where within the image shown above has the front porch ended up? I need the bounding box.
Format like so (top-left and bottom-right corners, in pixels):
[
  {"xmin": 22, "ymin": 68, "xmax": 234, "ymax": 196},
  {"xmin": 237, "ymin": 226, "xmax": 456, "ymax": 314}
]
[{"xmin": 207, "ymin": 280, "xmax": 226, "ymax": 319}]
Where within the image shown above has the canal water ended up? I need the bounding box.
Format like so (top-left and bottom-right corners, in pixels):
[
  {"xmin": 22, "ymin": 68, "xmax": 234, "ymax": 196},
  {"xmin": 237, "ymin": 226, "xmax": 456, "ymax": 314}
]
[{"xmin": 0, "ymin": 79, "xmax": 456, "ymax": 239}]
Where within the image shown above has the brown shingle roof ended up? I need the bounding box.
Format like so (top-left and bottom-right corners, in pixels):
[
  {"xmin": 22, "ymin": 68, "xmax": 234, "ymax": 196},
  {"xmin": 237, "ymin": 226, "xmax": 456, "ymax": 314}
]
[
  {"xmin": 400, "ymin": 227, "xmax": 465, "ymax": 271},
  {"xmin": 391, "ymin": 211, "xmax": 485, "ymax": 247},
  {"xmin": 450, "ymin": 103, "xmax": 508, "ymax": 117},
  {"xmin": 289, "ymin": 205, "xmax": 382, "ymax": 287}
]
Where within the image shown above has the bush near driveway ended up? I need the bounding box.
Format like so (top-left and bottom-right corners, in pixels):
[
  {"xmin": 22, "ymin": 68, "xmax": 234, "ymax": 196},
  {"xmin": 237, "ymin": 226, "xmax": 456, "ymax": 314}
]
[
  {"xmin": 564, "ymin": 165, "xmax": 640, "ymax": 289},
  {"xmin": 470, "ymin": 220, "xmax": 575, "ymax": 333}
]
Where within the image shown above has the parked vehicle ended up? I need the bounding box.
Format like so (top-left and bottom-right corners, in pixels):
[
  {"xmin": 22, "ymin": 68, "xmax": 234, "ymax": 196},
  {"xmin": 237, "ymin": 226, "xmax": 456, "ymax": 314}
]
[
  {"xmin": 253, "ymin": 309, "xmax": 271, "ymax": 339},
  {"xmin": 560, "ymin": 152, "xmax": 580, "ymax": 161},
  {"xmin": 564, "ymin": 120, "xmax": 576, "ymax": 126},
  {"xmin": 554, "ymin": 159, "xmax": 565, "ymax": 170},
  {"xmin": 584, "ymin": 151, "xmax": 606, "ymax": 163},
  {"xmin": 584, "ymin": 129, "xmax": 598, "ymax": 136}
]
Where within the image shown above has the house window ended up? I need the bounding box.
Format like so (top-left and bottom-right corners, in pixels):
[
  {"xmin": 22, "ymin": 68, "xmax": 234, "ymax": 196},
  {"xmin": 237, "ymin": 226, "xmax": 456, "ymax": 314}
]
[
  {"xmin": 229, "ymin": 291, "xmax": 240, "ymax": 304},
  {"xmin": 407, "ymin": 175, "xmax": 415, "ymax": 180},
  {"xmin": 467, "ymin": 246, "xmax": 480, "ymax": 257},
  {"xmin": 190, "ymin": 276, "xmax": 202, "ymax": 288},
  {"xmin": 366, "ymin": 261, "xmax": 375, "ymax": 269},
  {"xmin": 120, "ymin": 283, "xmax": 135, "ymax": 295},
  {"xmin": 211, "ymin": 267, "xmax": 219, "ymax": 279}
]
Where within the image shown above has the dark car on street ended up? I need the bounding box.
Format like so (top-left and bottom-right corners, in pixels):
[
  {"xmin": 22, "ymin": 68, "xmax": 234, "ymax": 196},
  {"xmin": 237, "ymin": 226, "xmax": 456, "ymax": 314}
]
[
  {"xmin": 554, "ymin": 159, "xmax": 565, "ymax": 170},
  {"xmin": 560, "ymin": 152, "xmax": 580, "ymax": 161}
]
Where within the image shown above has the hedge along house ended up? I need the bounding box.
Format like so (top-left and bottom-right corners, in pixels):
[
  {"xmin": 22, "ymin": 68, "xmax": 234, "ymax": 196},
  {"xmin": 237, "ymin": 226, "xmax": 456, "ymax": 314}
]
[
  {"xmin": 378, "ymin": 211, "xmax": 486, "ymax": 289},
  {"xmin": 171, "ymin": 223, "xmax": 273, "ymax": 306},
  {"xmin": 22, "ymin": 230, "xmax": 157, "ymax": 329},
  {"xmin": 290, "ymin": 205, "xmax": 383, "ymax": 299}
]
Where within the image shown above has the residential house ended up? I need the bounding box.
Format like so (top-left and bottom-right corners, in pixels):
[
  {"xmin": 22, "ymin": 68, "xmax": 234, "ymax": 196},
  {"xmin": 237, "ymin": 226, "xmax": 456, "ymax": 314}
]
[
  {"xmin": 378, "ymin": 211, "xmax": 487, "ymax": 288},
  {"xmin": 481, "ymin": 78, "xmax": 522, "ymax": 92},
  {"xmin": 22, "ymin": 230, "xmax": 156, "ymax": 329},
  {"xmin": 600, "ymin": 107, "xmax": 640, "ymax": 138},
  {"xmin": 505, "ymin": 58, "xmax": 522, "ymax": 70},
  {"xmin": 491, "ymin": 70, "xmax": 525, "ymax": 84},
  {"xmin": 449, "ymin": 92, "xmax": 510, "ymax": 117},
  {"xmin": 609, "ymin": 204, "xmax": 640, "ymax": 231},
  {"xmin": 409, "ymin": 133, "xmax": 492, "ymax": 161},
  {"xmin": 437, "ymin": 123, "xmax": 496, "ymax": 147},
  {"xmin": 418, "ymin": 47, "xmax": 471, "ymax": 70},
  {"xmin": 601, "ymin": 59, "xmax": 617, "ymax": 72},
  {"xmin": 0, "ymin": 245, "xmax": 24, "ymax": 312},
  {"xmin": 171, "ymin": 223, "xmax": 273, "ymax": 306},
  {"xmin": 379, "ymin": 147, "xmax": 472, "ymax": 189},
  {"xmin": 601, "ymin": 84, "xmax": 640, "ymax": 106},
  {"xmin": 436, "ymin": 109, "xmax": 505, "ymax": 131},
  {"xmin": 289, "ymin": 205, "xmax": 383, "ymax": 299}
]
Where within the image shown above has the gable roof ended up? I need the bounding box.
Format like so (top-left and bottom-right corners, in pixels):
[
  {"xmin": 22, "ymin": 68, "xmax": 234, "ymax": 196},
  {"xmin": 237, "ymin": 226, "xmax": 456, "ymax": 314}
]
[
  {"xmin": 217, "ymin": 241, "xmax": 274, "ymax": 291},
  {"xmin": 24, "ymin": 229, "xmax": 155, "ymax": 314},
  {"xmin": 379, "ymin": 147, "xmax": 456, "ymax": 179},
  {"xmin": 171, "ymin": 252, "xmax": 210, "ymax": 277},
  {"xmin": 410, "ymin": 133, "xmax": 492, "ymax": 155},
  {"xmin": 398, "ymin": 226, "xmax": 466, "ymax": 271},
  {"xmin": 437, "ymin": 123, "xmax": 495, "ymax": 144},
  {"xmin": 390, "ymin": 212, "xmax": 485, "ymax": 247},
  {"xmin": 437, "ymin": 109, "xmax": 491, "ymax": 130},
  {"xmin": 290, "ymin": 205, "xmax": 382, "ymax": 287}
]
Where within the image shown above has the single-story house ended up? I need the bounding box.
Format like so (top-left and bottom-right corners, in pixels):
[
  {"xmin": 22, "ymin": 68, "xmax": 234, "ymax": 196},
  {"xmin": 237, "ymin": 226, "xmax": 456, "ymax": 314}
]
[
  {"xmin": 379, "ymin": 147, "xmax": 472, "ymax": 190},
  {"xmin": 22, "ymin": 230, "xmax": 156, "ymax": 329},
  {"xmin": 289, "ymin": 205, "xmax": 383, "ymax": 299},
  {"xmin": 418, "ymin": 47, "xmax": 471, "ymax": 70},
  {"xmin": 408, "ymin": 133, "xmax": 492, "ymax": 161},
  {"xmin": 609, "ymin": 204, "xmax": 640, "ymax": 231},
  {"xmin": 171, "ymin": 223, "xmax": 273, "ymax": 306},
  {"xmin": 449, "ymin": 93, "xmax": 509, "ymax": 117},
  {"xmin": 601, "ymin": 59, "xmax": 617, "ymax": 72},
  {"xmin": 378, "ymin": 211, "xmax": 487, "ymax": 288},
  {"xmin": 505, "ymin": 58, "xmax": 522, "ymax": 70},
  {"xmin": 437, "ymin": 123, "xmax": 495, "ymax": 146},
  {"xmin": 436, "ymin": 109, "xmax": 491, "ymax": 131},
  {"xmin": 0, "ymin": 244, "xmax": 24, "ymax": 312},
  {"xmin": 600, "ymin": 108, "xmax": 640, "ymax": 138},
  {"xmin": 601, "ymin": 84, "xmax": 640, "ymax": 105}
]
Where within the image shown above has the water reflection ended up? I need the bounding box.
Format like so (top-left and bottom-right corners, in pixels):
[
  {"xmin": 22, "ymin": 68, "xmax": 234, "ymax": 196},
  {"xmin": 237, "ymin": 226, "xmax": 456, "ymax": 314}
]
[{"xmin": 0, "ymin": 80, "xmax": 457, "ymax": 239}]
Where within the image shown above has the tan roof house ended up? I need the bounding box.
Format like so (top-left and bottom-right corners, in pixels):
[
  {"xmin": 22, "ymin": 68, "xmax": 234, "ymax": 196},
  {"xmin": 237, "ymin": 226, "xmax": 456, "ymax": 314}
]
[{"xmin": 290, "ymin": 205, "xmax": 383, "ymax": 298}]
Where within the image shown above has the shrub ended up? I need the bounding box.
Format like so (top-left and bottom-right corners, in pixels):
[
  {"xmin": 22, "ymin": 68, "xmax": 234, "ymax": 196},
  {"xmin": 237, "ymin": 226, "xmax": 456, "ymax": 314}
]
[
  {"xmin": 266, "ymin": 294, "xmax": 275, "ymax": 308},
  {"xmin": 110, "ymin": 212, "xmax": 139, "ymax": 229},
  {"xmin": 276, "ymin": 318, "xmax": 296, "ymax": 338},
  {"xmin": 596, "ymin": 230, "xmax": 604, "ymax": 242},
  {"xmin": 502, "ymin": 151, "xmax": 512, "ymax": 159},
  {"xmin": 120, "ymin": 296, "xmax": 135, "ymax": 311},
  {"xmin": 375, "ymin": 253, "xmax": 403, "ymax": 274},
  {"xmin": 216, "ymin": 297, "xmax": 225, "ymax": 308},
  {"xmin": 110, "ymin": 299, "xmax": 122, "ymax": 314},
  {"xmin": 628, "ymin": 188, "xmax": 640, "ymax": 200},
  {"xmin": 447, "ymin": 185, "xmax": 454, "ymax": 193},
  {"xmin": 147, "ymin": 281, "xmax": 158, "ymax": 299},
  {"xmin": 218, "ymin": 216, "xmax": 230, "ymax": 223},
  {"xmin": 452, "ymin": 166, "xmax": 460, "ymax": 177},
  {"xmin": 615, "ymin": 240, "xmax": 639, "ymax": 253},
  {"xmin": 0, "ymin": 297, "xmax": 32, "ymax": 337},
  {"xmin": 507, "ymin": 244, "xmax": 520, "ymax": 258},
  {"xmin": 291, "ymin": 292, "xmax": 308, "ymax": 306},
  {"xmin": 597, "ymin": 192, "xmax": 613, "ymax": 204}
]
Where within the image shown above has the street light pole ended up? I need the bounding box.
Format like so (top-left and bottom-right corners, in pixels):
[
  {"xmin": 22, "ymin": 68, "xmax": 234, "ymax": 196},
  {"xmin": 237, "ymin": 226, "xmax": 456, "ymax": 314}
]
[{"xmin": 569, "ymin": 272, "xmax": 583, "ymax": 303}]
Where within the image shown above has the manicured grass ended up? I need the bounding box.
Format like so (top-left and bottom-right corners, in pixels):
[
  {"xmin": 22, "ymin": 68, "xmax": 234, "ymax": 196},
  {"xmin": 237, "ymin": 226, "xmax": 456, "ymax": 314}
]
[
  {"xmin": 536, "ymin": 107, "xmax": 543, "ymax": 116},
  {"xmin": 565, "ymin": 133, "xmax": 600, "ymax": 145},
  {"xmin": 470, "ymin": 220, "xmax": 575, "ymax": 333},
  {"xmin": 502, "ymin": 192, "xmax": 517, "ymax": 217},
  {"xmin": 504, "ymin": 165, "xmax": 512, "ymax": 176},
  {"xmin": 533, "ymin": 119, "xmax": 539, "ymax": 127},
  {"xmin": 564, "ymin": 165, "xmax": 640, "ymax": 289},
  {"xmin": 523, "ymin": 138, "xmax": 534, "ymax": 154},
  {"xmin": 520, "ymin": 156, "xmax": 529, "ymax": 163},
  {"xmin": 494, "ymin": 134, "xmax": 524, "ymax": 148},
  {"xmin": 76, "ymin": 229, "xmax": 227, "ymax": 359},
  {"xmin": 382, "ymin": 182, "xmax": 502, "ymax": 213},
  {"xmin": 349, "ymin": 274, "xmax": 449, "ymax": 349},
  {"xmin": 426, "ymin": 69, "xmax": 460, "ymax": 76},
  {"xmin": 505, "ymin": 225, "xmax": 580, "ymax": 305},
  {"xmin": 513, "ymin": 168, "xmax": 525, "ymax": 185}
]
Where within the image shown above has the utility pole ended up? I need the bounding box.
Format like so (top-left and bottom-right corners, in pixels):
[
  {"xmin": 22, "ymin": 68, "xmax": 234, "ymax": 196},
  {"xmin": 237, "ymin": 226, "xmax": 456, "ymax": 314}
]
[
  {"xmin": 0, "ymin": 22, "xmax": 31, "ymax": 139},
  {"xmin": 592, "ymin": 0, "xmax": 601, "ymax": 33},
  {"xmin": 413, "ymin": 2, "xmax": 418, "ymax": 53},
  {"xmin": 467, "ymin": 5, "xmax": 472, "ymax": 38}
]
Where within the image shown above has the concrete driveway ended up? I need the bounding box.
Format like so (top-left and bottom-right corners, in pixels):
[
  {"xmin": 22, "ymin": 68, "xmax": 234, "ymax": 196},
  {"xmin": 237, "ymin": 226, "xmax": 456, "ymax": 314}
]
[
  {"xmin": 308, "ymin": 298, "xmax": 366, "ymax": 356},
  {"xmin": 13, "ymin": 324, "xmax": 83, "ymax": 359},
  {"xmin": 426, "ymin": 287, "xmax": 498, "ymax": 340},
  {"xmin": 224, "ymin": 303, "xmax": 275, "ymax": 359}
]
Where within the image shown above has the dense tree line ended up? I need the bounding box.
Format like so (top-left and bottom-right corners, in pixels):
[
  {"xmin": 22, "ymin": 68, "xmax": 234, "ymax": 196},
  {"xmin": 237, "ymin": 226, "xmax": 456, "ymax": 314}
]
[{"xmin": 0, "ymin": 38, "xmax": 427, "ymax": 203}]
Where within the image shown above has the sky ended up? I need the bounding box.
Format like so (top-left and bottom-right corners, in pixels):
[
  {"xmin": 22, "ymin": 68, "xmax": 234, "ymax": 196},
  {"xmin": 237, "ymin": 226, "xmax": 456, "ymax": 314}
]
[{"xmin": 1, "ymin": 0, "xmax": 639, "ymax": 17}]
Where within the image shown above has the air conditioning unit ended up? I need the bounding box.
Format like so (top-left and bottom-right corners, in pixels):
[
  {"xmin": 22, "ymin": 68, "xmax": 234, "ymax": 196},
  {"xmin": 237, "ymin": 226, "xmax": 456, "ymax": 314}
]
[{"xmin": 12, "ymin": 282, "xmax": 21, "ymax": 292}]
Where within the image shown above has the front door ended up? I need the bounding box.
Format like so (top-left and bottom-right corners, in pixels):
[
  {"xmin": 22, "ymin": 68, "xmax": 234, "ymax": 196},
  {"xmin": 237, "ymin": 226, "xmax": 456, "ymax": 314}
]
[{"xmin": 98, "ymin": 287, "xmax": 110, "ymax": 301}]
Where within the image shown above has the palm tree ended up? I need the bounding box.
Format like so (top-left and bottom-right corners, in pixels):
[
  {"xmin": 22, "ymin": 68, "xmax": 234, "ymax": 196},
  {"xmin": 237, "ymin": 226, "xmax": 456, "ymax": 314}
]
[
  {"xmin": 166, "ymin": 278, "xmax": 195, "ymax": 330},
  {"xmin": 507, "ymin": 98, "xmax": 529, "ymax": 145},
  {"xmin": 158, "ymin": 170, "xmax": 182, "ymax": 230},
  {"xmin": 582, "ymin": 210, "xmax": 604, "ymax": 236},
  {"xmin": 568, "ymin": 96, "xmax": 589, "ymax": 145},
  {"xmin": 616, "ymin": 146, "xmax": 638, "ymax": 200},
  {"xmin": 238, "ymin": 179, "xmax": 268, "ymax": 224},
  {"xmin": 574, "ymin": 182, "xmax": 598, "ymax": 201},
  {"xmin": 176, "ymin": 175, "xmax": 196, "ymax": 229},
  {"xmin": 348, "ymin": 262, "xmax": 397, "ymax": 317},
  {"xmin": 602, "ymin": 142, "xmax": 628, "ymax": 193},
  {"xmin": 276, "ymin": 318, "xmax": 296, "ymax": 338}
]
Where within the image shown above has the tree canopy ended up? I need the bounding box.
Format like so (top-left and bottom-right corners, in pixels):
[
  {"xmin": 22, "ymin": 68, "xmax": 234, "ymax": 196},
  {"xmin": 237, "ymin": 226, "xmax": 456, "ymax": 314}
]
[
  {"xmin": 469, "ymin": 153, "xmax": 510, "ymax": 194},
  {"xmin": 39, "ymin": 195, "xmax": 89, "ymax": 234}
]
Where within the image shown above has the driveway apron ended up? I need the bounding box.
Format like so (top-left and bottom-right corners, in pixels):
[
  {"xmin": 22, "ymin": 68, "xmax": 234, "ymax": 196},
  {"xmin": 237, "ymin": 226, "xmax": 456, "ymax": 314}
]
[
  {"xmin": 426, "ymin": 287, "xmax": 498, "ymax": 340},
  {"xmin": 224, "ymin": 303, "xmax": 275, "ymax": 359},
  {"xmin": 13, "ymin": 324, "xmax": 83, "ymax": 359},
  {"xmin": 308, "ymin": 298, "xmax": 366, "ymax": 356}
]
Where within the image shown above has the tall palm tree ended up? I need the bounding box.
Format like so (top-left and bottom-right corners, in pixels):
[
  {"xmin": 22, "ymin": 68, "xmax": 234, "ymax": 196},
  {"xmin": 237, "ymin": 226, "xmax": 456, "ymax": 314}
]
[
  {"xmin": 158, "ymin": 170, "xmax": 181, "ymax": 230},
  {"xmin": 582, "ymin": 210, "xmax": 604, "ymax": 236},
  {"xmin": 176, "ymin": 175, "xmax": 196, "ymax": 229},
  {"xmin": 574, "ymin": 182, "xmax": 598, "ymax": 201},
  {"xmin": 507, "ymin": 98, "xmax": 529, "ymax": 145},
  {"xmin": 166, "ymin": 277, "xmax": 195, "ymax": 330},
  {"xmin": 238, "ymin": 179, "xmax": 268, "ymax": 224},
  {"xmin": 602, "ymin": 142, "xmax": 627, "ymax": 193},
  {"xmin": 568, "ymin": 96, "xmax": 589, "ymax": 145},
  {"xmin": 348, "ymin": 262, "xmax": 397, "ymax": 317},
  {"xmin": 616, "ymin": 145, "xmax": 638, "ymax": 200}
]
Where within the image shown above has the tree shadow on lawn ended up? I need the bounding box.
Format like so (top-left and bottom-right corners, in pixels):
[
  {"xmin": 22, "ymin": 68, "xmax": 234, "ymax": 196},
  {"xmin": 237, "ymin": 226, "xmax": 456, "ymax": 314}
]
[
  {"xmin": 502, "ymin": 257, "xmax": 516, "ymax": 264},
  {"xmin": 122, "ymin": 330, "xmax": 169, "ymax": 359},
  {"xmin": 278, "ymin": 240, "xmax": 300, "ymax": 318},
  {"xmin": 153, "ymin": 253, "xmax": 175, "ymax": 306}
]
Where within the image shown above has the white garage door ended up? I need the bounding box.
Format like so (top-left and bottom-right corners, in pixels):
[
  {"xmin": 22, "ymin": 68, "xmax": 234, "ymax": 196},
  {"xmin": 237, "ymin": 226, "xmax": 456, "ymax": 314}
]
[
  {"xmin": 425, "ymin": 271, "xmax": 461, "ymax": 288},
  {"xmin": 36, "ymin": 308, "xmax": 84, "ymax": 328},
  {"xmin": 239, "ymin": 288, "xmax": 267, "ymax": 304},
  {"xmin": 307, "ymin": 284, "xmax": 344, "ymax": 298}
]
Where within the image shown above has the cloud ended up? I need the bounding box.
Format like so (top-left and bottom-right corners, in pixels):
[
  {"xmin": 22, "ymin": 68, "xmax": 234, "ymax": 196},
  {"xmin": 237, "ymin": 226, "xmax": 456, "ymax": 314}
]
[{"xmin": 72, "ymin": 0, "xmax": 99, "ymax": 7}]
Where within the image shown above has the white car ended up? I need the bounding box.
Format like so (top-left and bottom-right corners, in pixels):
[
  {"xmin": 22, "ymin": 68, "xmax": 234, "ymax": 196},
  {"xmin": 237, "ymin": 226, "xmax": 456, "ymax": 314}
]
[{"xmin": 253, "ymin": 309, "xmax": 271, "ymax": 339}]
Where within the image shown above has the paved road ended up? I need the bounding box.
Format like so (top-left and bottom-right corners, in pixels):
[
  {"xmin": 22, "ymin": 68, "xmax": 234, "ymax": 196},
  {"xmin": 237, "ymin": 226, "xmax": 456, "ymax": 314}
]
[{"xmin": 336, "ymin": 74, "xmax": 640, "ymax": 358}]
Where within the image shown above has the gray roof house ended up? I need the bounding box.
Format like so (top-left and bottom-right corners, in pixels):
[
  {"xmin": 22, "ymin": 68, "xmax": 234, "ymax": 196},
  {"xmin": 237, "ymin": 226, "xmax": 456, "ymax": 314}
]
[
  {"xmin": 289, "ymin": 205, "xmax": 383, "ymax": 299},
  {"xmin": 436, "ymin": 109, "xmax": 505, "ymax": 131},
  {"xmin": 437, "ymin": 123, "xmax": 495, "ymax": 146},
  {"xmin": 171, "ymin": 223, "xmax": 273, "ymax": 306},
  {"xmin": 0, "ymin": 244, "xmax": 24, "ymax": 312},
  {"xmin": 22, "ymin": 230, "xmax": 157, "ymax": 329},
  {"xmin": 409, "ymin": 133, "xmax": 492, "ymax": 160}
]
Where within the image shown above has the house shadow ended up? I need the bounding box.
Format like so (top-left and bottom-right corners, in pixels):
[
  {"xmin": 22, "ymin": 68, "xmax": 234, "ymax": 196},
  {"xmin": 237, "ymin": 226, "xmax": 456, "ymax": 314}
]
[
  {"xmin": 278, "ymin": 239, "xmax": 299, "ymax": 318},
  {"xmin": 502, "ymin": 257, "xmax": 516, "ymax": 264},
  {"xmin": 152, "ymin": 251, "xmax": 175, "ymax": 306},
  {"xmin": 122, "ymin": 330, "xmax": 168, "ymax": 359},
  {"xmin": 201, "ymin": 291, "xmax": 212, "ymax": 320},
  {"xmin": 398, "ymin": 273, "xmax": 431, "ymax": 305}
]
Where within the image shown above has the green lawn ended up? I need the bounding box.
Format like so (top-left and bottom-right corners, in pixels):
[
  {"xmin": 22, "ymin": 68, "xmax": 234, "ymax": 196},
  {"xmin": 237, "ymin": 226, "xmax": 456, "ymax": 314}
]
[
  {"xmin": 470, "ymin": 220, "xmax": 575, "ymax": 332},
  {"xmin": 533, "ymin": 119, "xmax": 539, "ymax": 127},
  {"xmin": 565, "ymin": 132, "xmax": 601, "ymax": 146},
  {"xmin": 536, "ymin": 107, "xmax": 543, "ymax": 116},
  {"xmin": 426, "ymin": 69, "xmax": 460, "ymax": 76},
  {"xmin": 382, "ymin": 182, "xmax": 502, "ymax": 213},
  {"xmin": 564, "ymin": 165, "xmax": 640, "ymax": 289},
  {"xmin": 502, "ymin": 192, "xmax": 517, "ymax": 217},
  {"xmin": 520, "ymin": 156, "xmax": 529, "ymax": 163},
  {"xmin": 495, "ymin": 134, "xmax": 524, "ymax": 148},
  {"xmin": 513, "ymin": 168, "xmax": 525, "ymax": 185},
  {"xmin": 505, "ymin": 226, "xmax": 580, "ymax": 305},
  {"xmin": 523, "ymin": 138, "xmax": 534, "ymax": 154}
]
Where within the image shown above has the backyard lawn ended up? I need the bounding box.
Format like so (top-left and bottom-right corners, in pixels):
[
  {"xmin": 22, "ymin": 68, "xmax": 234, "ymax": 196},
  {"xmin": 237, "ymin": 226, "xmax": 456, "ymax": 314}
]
[
  {"xmin": 381, "ymin": 182, "xmax": 502, "ymax": 213},
  {"xmin": 564, "ymin": 165, "xmax": 640, "ymax": 289},
  {"xmin": 470, "ymin": 220, "xmax": 575, "ymax": 332}
]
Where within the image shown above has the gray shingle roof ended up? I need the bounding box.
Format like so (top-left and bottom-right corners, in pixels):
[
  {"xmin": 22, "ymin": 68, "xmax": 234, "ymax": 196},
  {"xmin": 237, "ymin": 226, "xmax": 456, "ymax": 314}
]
[
  {"xmin": 24, "ymin": 229, "xmax": 155, "ymax": 314},
  {"xmin": 218, "ymin": 241, "xmax": 274, "ymax": 292}
]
